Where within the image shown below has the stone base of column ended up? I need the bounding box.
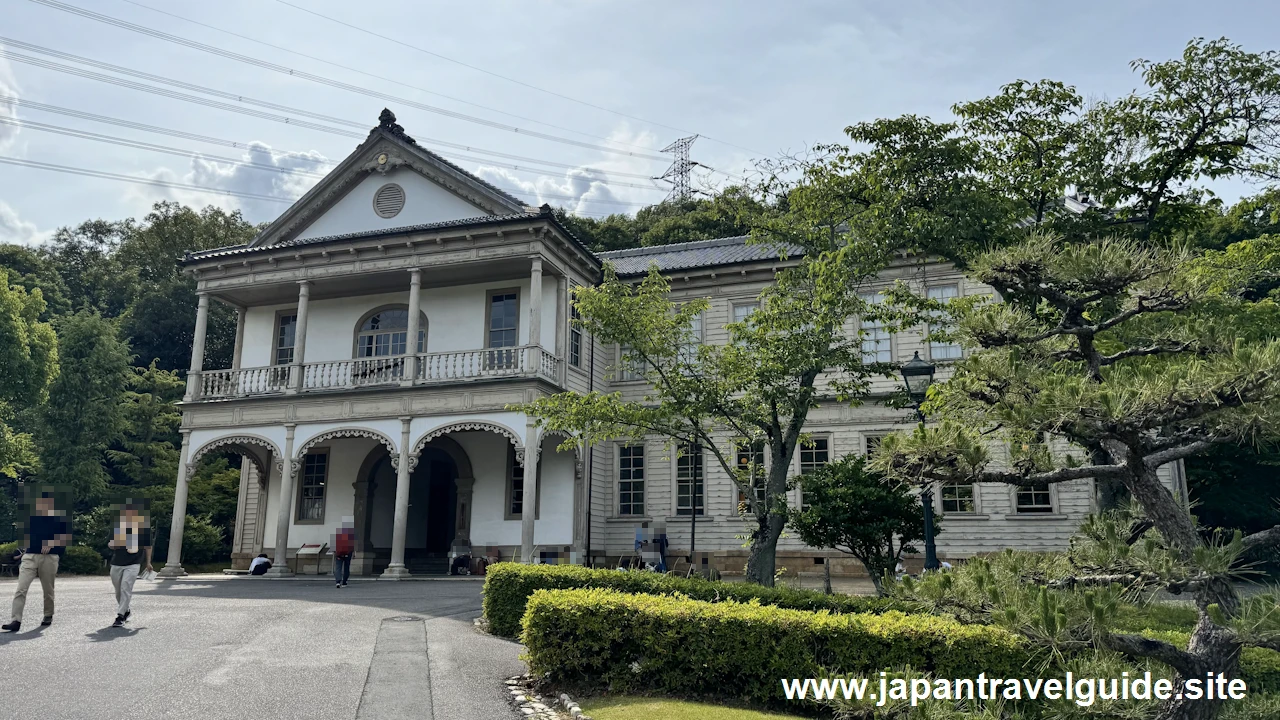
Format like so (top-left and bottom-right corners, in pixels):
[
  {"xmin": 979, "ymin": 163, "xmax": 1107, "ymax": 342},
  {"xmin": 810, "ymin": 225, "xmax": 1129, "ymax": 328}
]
[
  {"xmin": 263, "ymin": 565, "xmax": 295, "ymax": 578},
  {"xmin": 157, "ymin": 564, "xmax": 187, "ymax": 578},
  {"xmin": 379, "ymin": 563, "xmax": 412, "ymax": 580}
]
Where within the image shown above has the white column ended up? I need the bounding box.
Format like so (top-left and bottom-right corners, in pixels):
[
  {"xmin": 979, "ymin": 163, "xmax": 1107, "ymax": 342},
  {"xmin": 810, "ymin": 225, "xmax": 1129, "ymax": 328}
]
[
  {"xmin": 287, "ymin": 281, "xmax": 311, "ymax": 393},
  {"xmin": 521, "ymin": 421, "xmax": 541, "ymax": 563},
  {"xmin": 555, "ymin": 275, "xmax": 567, "ymax": 385},
  {"xmin": 527, "ymin": 258, "xmax": 543, "ymax": 372},
  {"xmin": 402, "ymin": 269, "xmax": 422, "ymax": 386},
  {"xmin": 231, "ymin": 306, "xmax": 246, "ymax": 370},
  {"xmin": 382, "ymin": 416, "xmax": 414, "ymax": 579},
  {"xmin": 184, "ymin": 292, "xmax": 210, "ymax": 400},
  {"xmin": 158, "ymin": 430, "xmax": 192, "ymax": 577},
  {"xmin": 265, "ymin": 424, "xmax": 297, "ymax": 577}
]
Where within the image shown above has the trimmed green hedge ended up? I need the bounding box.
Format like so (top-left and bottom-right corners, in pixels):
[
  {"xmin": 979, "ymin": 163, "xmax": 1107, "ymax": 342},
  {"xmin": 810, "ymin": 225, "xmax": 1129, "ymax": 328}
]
[
  {"xmin": 482, "ymin": 563, "xmax": 903, "ymax": 637},
  {"xmin": 61, "ymin": 545, "xmax": 105, "ymax": 574},
  {"xmin": 522, "ymin": 588, "xmax": 1027, "ymax": 706}
]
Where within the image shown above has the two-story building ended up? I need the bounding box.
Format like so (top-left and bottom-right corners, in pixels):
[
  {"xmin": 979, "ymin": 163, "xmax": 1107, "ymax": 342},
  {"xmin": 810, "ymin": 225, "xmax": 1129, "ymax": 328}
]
[{"xmin": 163, "ymin": 110, "xmax": 1186, "ymax": 578}]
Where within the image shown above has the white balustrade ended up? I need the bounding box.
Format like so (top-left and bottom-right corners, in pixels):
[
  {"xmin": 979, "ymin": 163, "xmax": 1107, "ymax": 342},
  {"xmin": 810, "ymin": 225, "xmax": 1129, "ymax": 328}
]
[{"xmin": 194, "ymin": 346, "xmax": 562, "ymax": 400}]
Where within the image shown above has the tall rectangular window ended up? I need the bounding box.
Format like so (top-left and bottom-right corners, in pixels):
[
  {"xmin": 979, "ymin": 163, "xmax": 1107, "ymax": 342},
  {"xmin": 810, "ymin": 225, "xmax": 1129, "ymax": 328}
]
[
  {"xmin": 679, "ymin": 311, "xmax": 703, "ymax": 365},
  {"xmin": 927, "ymin": 285, "xmax": 962, "ymax": 360},
  {"xmin": 618, "ymin": 445, "xmax": 645, "ymax": 516},
  {"xmin": 487, "ymin": 290, "xmax": 519, "ymax": 370},
  {"xmin": 736, "ymin": 440, "xmax": 766, "ymax": 507},
  {"xmin": 274, "ymin": 313, "xmax": 297, "ymax": 366},
  {"xmin": 569, "ymin": 302, "xmax": 582, "ymax": 368},
  {"xmin": 618, "ymin": 345, "xmax": 646, "ymax": 382},
  {"xmin": 799, "ymin": 436, "xmax": 830, "ymax": 511},
  {"xmin": 941, "ymin": 482, "xmax": 975, "ymax": 513},
  {"xmin": 1016, "ymin": 483, "xmax": 1053, "ymax": 513},
  {"xmin": 297, "ymin": 451, "xmax": 327, "ymax": 521},
  {"xmin": 731, "ymin": 303, "xmax": 758, "ymax": 346},
  {"xmin": 507, "ymin": 445, "xmax": 532, "ymax": 518},
  {"xmin": 676, "ymin": 442, "xmax": 704, "ymax": 516},
  {"xmin": 858, "ymin": 292, "xmax": 891, "ymax": 363},
  {"xmin": 864, "ymin": 435, "xmax": 884, "ymax": 456}
]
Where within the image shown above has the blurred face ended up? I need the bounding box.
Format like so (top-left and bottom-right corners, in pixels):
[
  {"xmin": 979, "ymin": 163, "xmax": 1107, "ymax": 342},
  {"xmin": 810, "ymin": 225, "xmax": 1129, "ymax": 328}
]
[{"xmin": 35, "ymin": 497, "xmax": 55, "ymax": 515}]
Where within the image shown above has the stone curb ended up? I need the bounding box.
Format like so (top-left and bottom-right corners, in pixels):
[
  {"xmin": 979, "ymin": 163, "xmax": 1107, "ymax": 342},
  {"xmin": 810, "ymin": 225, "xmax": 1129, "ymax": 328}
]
[{"xmin": 505, "ymin": 675, "xmax": 592, "ymax": 720}]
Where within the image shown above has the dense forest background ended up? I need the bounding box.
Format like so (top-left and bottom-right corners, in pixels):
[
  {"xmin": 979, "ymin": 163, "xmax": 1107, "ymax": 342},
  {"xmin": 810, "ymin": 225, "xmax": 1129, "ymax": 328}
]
[{"xmin": 1, "ymin": 188, "xmax": 1277, "ymax": 566}]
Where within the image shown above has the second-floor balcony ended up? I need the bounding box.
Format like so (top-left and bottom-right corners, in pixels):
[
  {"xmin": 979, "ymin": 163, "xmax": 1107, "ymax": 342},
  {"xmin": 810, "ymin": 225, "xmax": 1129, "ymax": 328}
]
[{"xmin": 193, "ymin": 345, "xmax": 562, "ymax": 401}]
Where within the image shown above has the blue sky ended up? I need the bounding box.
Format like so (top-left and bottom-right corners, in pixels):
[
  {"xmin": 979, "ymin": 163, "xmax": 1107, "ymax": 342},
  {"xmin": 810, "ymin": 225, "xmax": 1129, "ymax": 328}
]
[{"xmin": 1, "ymin": 0, "xmax": 1277, "ymax": 245}]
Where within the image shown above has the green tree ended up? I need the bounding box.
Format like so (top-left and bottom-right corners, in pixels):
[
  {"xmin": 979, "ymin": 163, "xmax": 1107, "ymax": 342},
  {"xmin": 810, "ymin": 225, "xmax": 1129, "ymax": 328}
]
[
  {"xmin": 106, "ymin": 360, "xmax": 183, "ymax": 489},
  {"xmin": 787, "ymin": 454, "xmax": 926, "ymax": 595},
  {"xmin": 523, "ymin": 157, "xmax": 912, "ymax": 585},
  {"xmin": 38, "ymin": 312, "xmax": 131, "ymax": 504},
  {"xmin": 0, "ymin": 282, "xmax": 58, "ymax": 477},
  {"xmin": 0, "ymin": 244, "xmax": 70, "ymax": 318},
  {"xmin": 38, "ymin": 218, "xmax": 131, "ymax": 314},
  {"xmin": 554, "ymin": 187, "xmax": 770, "ymax": 252}
]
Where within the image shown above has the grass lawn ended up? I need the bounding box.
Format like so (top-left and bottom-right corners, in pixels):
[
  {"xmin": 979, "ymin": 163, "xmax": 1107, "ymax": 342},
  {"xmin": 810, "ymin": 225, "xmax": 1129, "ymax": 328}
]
[{"xmin": 580, "ymin": 697, "xmax": 806, "ymax": 720}]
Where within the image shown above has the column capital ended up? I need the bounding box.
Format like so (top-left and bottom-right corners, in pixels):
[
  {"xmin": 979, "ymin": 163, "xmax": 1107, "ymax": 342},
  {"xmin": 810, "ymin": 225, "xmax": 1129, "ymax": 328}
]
[
  {"xmin": 297, "ymin": 279, "xmax": 312, "ymax": 287},
  {"xmin": 530, "ymin": 257, "xmax": 543, "ymax": 272}
]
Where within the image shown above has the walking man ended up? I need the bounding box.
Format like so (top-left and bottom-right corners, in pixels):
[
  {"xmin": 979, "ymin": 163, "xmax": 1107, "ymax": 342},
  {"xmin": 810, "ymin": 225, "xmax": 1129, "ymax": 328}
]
[
  {"xmin": 332, "ymin": 516, "xmax": 355, "ymax": 588},
  {"xmin": 3, "ymin": 490, "xmax": 71, "ymax": 632},
  {"xmin": 107, "ymin": 501, "xmax": 153, "ymax": 627}
]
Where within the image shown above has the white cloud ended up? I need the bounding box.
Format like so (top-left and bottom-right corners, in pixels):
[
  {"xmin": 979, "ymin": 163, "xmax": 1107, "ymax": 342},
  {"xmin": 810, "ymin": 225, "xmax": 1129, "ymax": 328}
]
[
  {"xmin": 0, "ymin": 200, "xmax": 47, "ymax": 246},
  {"xmin": 0, "ymin": 52, "xmax": 21, "ymax": 152},
  {"xmin": 472, "ymin": 124, "xmax": 669, "ymax": 217},
  {"xmin": 127, "ymin": 142, "xmax": 328, "ymax": 221}
]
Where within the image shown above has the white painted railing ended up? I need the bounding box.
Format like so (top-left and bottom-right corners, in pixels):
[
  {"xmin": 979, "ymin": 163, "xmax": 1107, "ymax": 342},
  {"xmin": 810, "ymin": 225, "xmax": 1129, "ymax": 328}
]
[
  {"xmin": 200, "ymin": 366, "xmax": 290, "ymax": 397},
  {"xmin": 192, "ymin": 346, "xmax": 563, "ymax": 400}
]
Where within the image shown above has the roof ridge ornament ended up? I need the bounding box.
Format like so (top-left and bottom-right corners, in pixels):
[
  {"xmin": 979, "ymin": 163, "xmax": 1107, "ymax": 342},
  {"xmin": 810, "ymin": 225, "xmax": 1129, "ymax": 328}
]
[{"xmin": 376, "ymin": 108, "xmax": 417, "ymax": 146}]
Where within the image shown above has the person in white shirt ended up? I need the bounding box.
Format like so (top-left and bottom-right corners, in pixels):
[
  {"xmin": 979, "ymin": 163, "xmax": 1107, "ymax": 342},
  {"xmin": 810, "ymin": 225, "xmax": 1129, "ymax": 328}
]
[{"xmin": 248, "ymin": 554, "xmax": 271, "ymax": 575}]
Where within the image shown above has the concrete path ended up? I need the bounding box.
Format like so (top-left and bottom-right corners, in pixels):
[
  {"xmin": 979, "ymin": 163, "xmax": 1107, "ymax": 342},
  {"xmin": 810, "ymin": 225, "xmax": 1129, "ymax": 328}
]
[{"xmin": 0, "ymin": 575, "xmax": 523, "ymax": 720}]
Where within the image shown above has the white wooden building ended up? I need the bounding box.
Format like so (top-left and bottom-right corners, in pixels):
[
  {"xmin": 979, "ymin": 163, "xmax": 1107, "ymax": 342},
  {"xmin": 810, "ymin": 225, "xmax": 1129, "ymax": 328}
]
[{"xmin": 163, "ymin": 110, "xmax": 1185, "ymax": 578}]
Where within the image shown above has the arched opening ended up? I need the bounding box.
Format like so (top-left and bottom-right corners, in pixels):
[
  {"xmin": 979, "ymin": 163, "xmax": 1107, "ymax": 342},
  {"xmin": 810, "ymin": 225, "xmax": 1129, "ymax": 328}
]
[{"xmin": 353, "ymin": 305, "xmax": 427, "ymax": 357}]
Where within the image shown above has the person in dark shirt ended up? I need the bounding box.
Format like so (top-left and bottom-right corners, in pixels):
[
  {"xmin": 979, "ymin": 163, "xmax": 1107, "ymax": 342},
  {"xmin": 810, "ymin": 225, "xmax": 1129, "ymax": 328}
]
[
  {"xmin": 3, "ymin": 492, "xmax": 71, "ymax": 632},
  {"xmin": 107, "ymin": 501, "xmax": 153, "ymax": 628}
]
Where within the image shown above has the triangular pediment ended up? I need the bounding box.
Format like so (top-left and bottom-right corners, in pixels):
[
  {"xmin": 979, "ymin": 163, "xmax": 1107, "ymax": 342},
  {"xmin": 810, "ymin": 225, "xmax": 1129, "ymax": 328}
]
[{"xmin": 250, "ymin": 111, "xmax": 529, "ymax": 247}]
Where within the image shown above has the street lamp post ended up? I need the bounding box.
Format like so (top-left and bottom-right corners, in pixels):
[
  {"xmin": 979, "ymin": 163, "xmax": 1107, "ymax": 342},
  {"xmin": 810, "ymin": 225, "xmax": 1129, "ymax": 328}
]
[{"xmin": 900, "ymin": 351, "xmax": 940, "ymax": 572}]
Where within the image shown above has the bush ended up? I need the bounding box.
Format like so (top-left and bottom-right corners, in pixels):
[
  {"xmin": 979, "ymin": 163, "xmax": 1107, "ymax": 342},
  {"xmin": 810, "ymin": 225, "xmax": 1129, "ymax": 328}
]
[
  {"xmin": 180, "ymin": 514, "xmax": 225, "ymax": 565},
  {"xmin": 59, "ymin": 545, "xmax": 105, "ymax": 574},
  {"xmin": 482, "ymin": 563, "xmax": 904, "ymax": 637},
  {"xmin": 522, "ymin": 588, "xmax": 1027, "ymax": 707},
  {"xmin": 0, "ymin": 540, "xmax": 17, "ymax": 559}
]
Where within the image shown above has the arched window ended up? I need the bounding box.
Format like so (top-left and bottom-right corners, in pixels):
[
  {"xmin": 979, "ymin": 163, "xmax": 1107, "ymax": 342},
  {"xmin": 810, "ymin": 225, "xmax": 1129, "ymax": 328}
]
[{"xmin": 355, "ymin": 306, "xmax": 427, "ymax": 357}]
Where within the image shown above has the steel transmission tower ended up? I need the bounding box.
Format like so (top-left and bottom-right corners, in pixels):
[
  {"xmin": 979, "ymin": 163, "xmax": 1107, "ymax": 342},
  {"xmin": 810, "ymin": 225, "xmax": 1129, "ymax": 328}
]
[{"xmin": 657, "ymin": 135, "xmax": 698, "ymax": 202}]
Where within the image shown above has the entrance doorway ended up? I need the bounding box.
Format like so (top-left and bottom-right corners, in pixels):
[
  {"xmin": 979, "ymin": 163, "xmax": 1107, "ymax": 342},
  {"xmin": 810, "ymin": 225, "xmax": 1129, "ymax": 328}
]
[{"xmin": 405, "ymin": 447, "xmax": 457, "ymax": 574}]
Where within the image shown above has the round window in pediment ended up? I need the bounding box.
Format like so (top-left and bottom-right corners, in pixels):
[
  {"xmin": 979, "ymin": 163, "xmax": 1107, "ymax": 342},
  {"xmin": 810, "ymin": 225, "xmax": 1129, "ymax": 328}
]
[{"xmin": 373, "ymin": 183, "xmax": 405, "ymax": 218}]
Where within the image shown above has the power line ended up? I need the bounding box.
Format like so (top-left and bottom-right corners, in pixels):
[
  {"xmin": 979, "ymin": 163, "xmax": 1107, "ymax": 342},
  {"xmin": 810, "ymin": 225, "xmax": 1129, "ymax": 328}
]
[
  {"xmin": 0, "ymin": 43, "xmax": 681, "ymax": 180},
  {"xmin": 270, "ymin": 0, "xmax": 766, "ymax": 157},
  {"xmin": 0, "ymin": 96, "xmax": 668, "ymax": 190},
  {"xmin": 0, "ymin": 155, "xmax": 296, "ymax": 203},
  {"xmin": 114, "ymin": 0, "xmax": 657, "ymax": 152},
  {"xmin": 0, "ymin": 118, "xmax": 650, "ymax": 208},
  {"xmin": 0, "ymin": 154, "xmax": 642, "ymax": 216},
  {"xmin": 24, "ymin": 1, "xmax": 669, "ymax": 161}
]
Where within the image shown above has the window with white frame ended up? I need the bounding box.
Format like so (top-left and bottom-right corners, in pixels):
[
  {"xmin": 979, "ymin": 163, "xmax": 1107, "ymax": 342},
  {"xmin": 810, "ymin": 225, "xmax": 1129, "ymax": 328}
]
[
  {"xmin": 858, "ymin": 292, "xmax": 892, "ymax": 363},
  {"xmin": 617, "ymin": 345, "xmax": 646, "ymax": 381},
  {"xmin": 1016, "ymin": 482, "xmax": 1053, "ymax": 513},
  {"xmin": 678, "ymin": 310, "xmax": 703, "ymax": 365},
  {"xmin": 486, "ymin": 289, "xmax": 520, "ymax": 370},
  {"xmin": 356, "ymin": 307, "xmax": 426, "ymax": 357},
  {"xmin": 864, "ymin": 434, "xmax": 885, "ymax": 456},
  {"xmin": 941, "ymin": 482, "xmax": 976, "ymax": 513},
  {"xmin": 799, "ymin": 436, "xmax": 830, "ymax": 510},
  {"xmin": 569, "ymin": 301, "xmax": 582, "ymax": 368},
  {"xmin": 297, "ymin": 451, "xmax": 328, "ymax": 521},
  {"xmin": 927, "ymin": 285, "xmax": 962, "ymax": 360},
  {"xmin": 274, "ymin": 313, "xmax": 297, "ymax": 366},
  {"xmin": 618, "ymin": 444, "xmax": 645, "ymax": 516},
  {"xmin": 675, "ymin": 442, "xmax": 704, "ymax": 516},
  {"xmin": 735, "ymin": 440, "xmax": 766, "ymax": 506},
  {"xmin": 731, "ymin": 302, "xmax": 757, "ymax": 345}
]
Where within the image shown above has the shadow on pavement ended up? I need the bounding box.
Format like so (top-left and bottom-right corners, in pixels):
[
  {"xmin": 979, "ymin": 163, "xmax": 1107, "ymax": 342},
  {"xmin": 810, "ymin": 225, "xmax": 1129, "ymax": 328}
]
[
  {"xmin": 86, "ymin": 626, "xmax": 144, "ymax": 642},
  {"xmin": 0, "ymin": 625, "xmax": 47, "ymax": 645},
  {"xmin": 133, "ymin": 576, "xmax": 499, "ymax": 624}
]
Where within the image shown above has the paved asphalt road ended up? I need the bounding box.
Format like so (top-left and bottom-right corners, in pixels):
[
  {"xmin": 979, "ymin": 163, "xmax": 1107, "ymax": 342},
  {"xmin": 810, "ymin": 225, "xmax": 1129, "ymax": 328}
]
[{"xmin": 0, "ymin": 576, "xmax": 524, "ymax": 720}]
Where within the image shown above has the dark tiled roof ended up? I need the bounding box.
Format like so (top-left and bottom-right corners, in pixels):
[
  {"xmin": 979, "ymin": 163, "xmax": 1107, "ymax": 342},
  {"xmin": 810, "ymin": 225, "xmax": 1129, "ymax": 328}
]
[
  {"xmin": 184, "ymin": 208, "xmax": 597, "ymax": 264},
  {"xmin": 597, "ymin": 236, "xmax": 804, "ymax": 276}
]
